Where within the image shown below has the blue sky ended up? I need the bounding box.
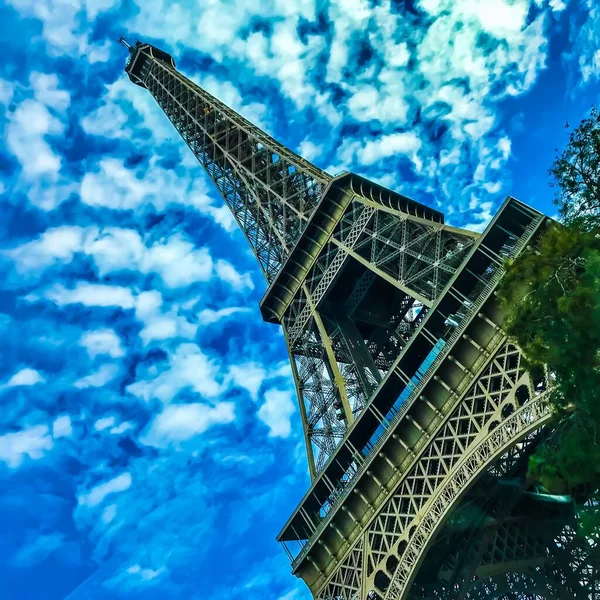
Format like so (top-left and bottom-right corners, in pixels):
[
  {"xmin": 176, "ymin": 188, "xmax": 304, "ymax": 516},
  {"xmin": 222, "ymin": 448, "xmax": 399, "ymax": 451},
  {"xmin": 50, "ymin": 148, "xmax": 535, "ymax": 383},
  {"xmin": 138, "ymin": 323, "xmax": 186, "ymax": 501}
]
[{"xmin": 0, "ymin": 0, "xmax": 599, "ymax": 598}]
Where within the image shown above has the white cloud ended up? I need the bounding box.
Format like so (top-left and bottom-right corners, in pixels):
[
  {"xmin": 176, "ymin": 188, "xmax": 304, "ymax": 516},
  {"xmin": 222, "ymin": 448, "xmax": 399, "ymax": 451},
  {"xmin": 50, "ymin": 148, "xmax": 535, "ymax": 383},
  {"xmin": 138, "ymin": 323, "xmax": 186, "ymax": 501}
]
[
  {"xmin": 498, "ymin": 136, "xmax": 512, "ymax": 160},
  {"xmin": 298, "ymin": 139, "xmax": 322, "ymax": 162},
  {"xmin": 347, "ymin": 84, "xmax": 410, "ymax": 124},
  {"xmin": 6, "ymin": 0, "xmax": 119, "ymax": 56},
  {"xmin": 134, "ymin": 290, "xmax": 198, "ymax": 344},
  {"xmin": 483, "ymin": 181, "xmax": 503, "ymax": 195},
  {"xmin": 30, "ymin": 281, "xmax": 197, "ymax": 345},
  {"xmin": 126, "ymin": 0, "xmax": 328, "ymax": 116},
  {"xmin": 82, "ymin": 228, "xmax": 214, "ymax": 288},
  {"xmin": 215, "ymin": 259, "xmax": 254, "ymax": 291},
  {"xmin": 44, "ymin": 282, "xmax": 136, "ymax": 309},
  {"xmin": 7, "ymin": 100, "xmax": 63, "ymax": 178},
  {"xmin": 127, "ymin": 343, "xmax": 222, "ymax": 403},
  {"xmin": 79, "ymin": 154, "xmax": 234, "ymax": 229},
  {"xmin": 464, "ymin": 198, "xmax": 496, "ymax": 232},
  {"xmin": 0, "ymin": 79, "xmax": 15, "ymax": 107},
  {"xmin": 228, "ymin": 363, "xmax": 267, "ymax": 401},
  {"xmin": 6, "ymin": 367, "xmax": 45, "ymax": 387},
  {"xmin": 29, "ymin": 72, "xmax": 70, "ymax": 111},
  {"xmin": 142, "ymin": 402, "xmax": 235, "ymax": 447},
  {"xmin": 85, "ymin": 0, "xmax": 121, "ymax": 21},
  {"xmin": 11, "ymin": 533, "xmax": 66, "ymax": 568},
  {"xmin": 81, "ymin": 100, "xmax": 130, "ymax": 138},
  {"xmin": 83, "ymin": 227, "xmax": 145, "ymax": 274},
  {"xmin": 52, "ymin": 415, "xmax": 72, "ymax": 439},
  {"xmin": 549, "ymin": 0, "xmax": 567, "ymax": 9},
  {"xmin": 257, "ymin": 389, "xmax": 295, "ymax": 438},
  {"xmin": 9, "ymin": 226, "xmax": 228, "ymax": 290},
  {"xmin": 126, "ymin": 564, "xmax": 166, "ymax": 582},
  {"xmin": 78, "ymin": 472, "xmax": 132, "ymax": 507},
  {"xmin": 8, "ymin": 225, "xmax": 86, "ymax": 272},
  {"xmin": 94, "ymin": 416, "xmax": 116, "ymax": 431},
  {"xmin": 3, "ymin": 70, "xmax": 69, "ymax": 181},
  {"xmin": 138, "ymin": 316, "xmax": 178, "ymax": 343},
  {"xmin": 342, "ymin": 131, "xmax": 423, "ymax": 171},
  {"xmin": 80, "ymin": 329, "xmax": 125, "ymax": 359},
  {"xmin": 572, "ymin": 1, "xmax": 600, "ymax": 84},
  {"xmin": 457, "ymin": 0, "xmax": 529, "ymax": 37},
  {"xmin": 102, "ymin": 504, "xmax": 117, "ymax": 524},
  {"xmin": 0, "ymin": 425, "xmax": 53, "ymax": 468},
  {"xmin": 197, "ymin": 306, "xmax": 251, "ymax": 326},
  {"xmin": 7, "ymin": 0, "xmax": 79, "ymax": 52},
  {"xmin": 80, "ymin": 158, "xmax": 155, "ymax": 210},
  {"xmin": 74, "ymin": 364, "xmax": 119, "ymax": 389},
  {"xmin": 145, "ymin": 236, "xmax": 214, "ymax": 288},
  {"xmin": 110, "ymin": 421, "xmax": 134, "ymax": 435},
  {"xmin": 80, "ymin": 149, "xmax": 243, "ymax": 232}
]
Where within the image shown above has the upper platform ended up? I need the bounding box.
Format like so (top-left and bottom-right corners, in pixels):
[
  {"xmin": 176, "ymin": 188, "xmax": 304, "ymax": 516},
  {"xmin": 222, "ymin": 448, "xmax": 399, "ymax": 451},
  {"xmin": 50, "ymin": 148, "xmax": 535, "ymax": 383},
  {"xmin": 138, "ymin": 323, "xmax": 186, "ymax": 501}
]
[
  {"xmin": 276, "ymin": 197, "xmax": 546, "ymax": 589},
  {"xmin": 123, "ymin": 41, "xmax": 176, "ymax": 88},
  {"xmin": 259, "ymin": 172, "xmax": 445, "ymax": 324}
]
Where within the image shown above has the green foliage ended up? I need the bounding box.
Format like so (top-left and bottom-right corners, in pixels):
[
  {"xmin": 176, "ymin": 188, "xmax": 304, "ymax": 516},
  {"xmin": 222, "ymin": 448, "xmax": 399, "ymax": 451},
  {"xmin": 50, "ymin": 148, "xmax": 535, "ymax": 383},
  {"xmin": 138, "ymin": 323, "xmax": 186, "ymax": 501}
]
[
  {"xmin": 527, "ymin": 414, "xmax": 600, "ymax": 494},
  {"xmin": 499, "ymin": 223, "xmax": 600, "ymax": 419},
  {"xmin": 550, "ymin": 106, "xmax": 600, "ymax": 230},
  {"xmin": 577, "ymin": 498, "xmax": 600, "ymax": 540},
  {"xmin": 498, "ymin": 107, "xmax": 600, "ymax": 538}
]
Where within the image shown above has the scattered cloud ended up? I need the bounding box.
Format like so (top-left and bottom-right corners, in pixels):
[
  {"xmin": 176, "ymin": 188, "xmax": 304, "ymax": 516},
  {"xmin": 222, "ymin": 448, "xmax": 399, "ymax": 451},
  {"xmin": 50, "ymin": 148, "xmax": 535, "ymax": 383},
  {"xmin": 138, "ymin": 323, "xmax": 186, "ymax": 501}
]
[
  {"xmin": 126, "ymin": 563, "xmax": 167, "ymax": 582},
  {"xmin": 94, "ymin": 416, "xmax": 116, "ymax": 431},
  {"xmin": 197, "ymin": 306, "xmax": 251, "ymax": 326},
  {"xmin": 43, "ymin": 282, "xmax": 136, "ymax": 309},
  {"xmin": 141, "ymin": 402, "xmax": 236, "ymax": 448},
  {"xmin": 0, "ymin": 0, "xmax": 597, "ymax": 598},
  {"xmin": 52, "ymin": 415, "xmax": 73, "ymax": 439},
  {"xmin": 6, "ymin": 100, "xmax": 64, "ymax": 178},
  {"xmin": 74, "ymin": 364, "xmax": 120, "ymax": 389},
  {"xmin": 258, "ymin": 389, "xmax": 296, "ymax": 439},
  {"xmin": 78, "ymin": 472, "xmax": 133, "ymax": 508},
  {"xmin": 80, "ymin": 330, "xmax": 125, "ymax": 359},
  {"xmin": 11, "ymin": 533, "xmax": 67, "ymax": 568},
  {"xmin": 127, "ymin": 343, "xmax": 222, "ymax": 404},
  {"xmin": 6, "ymin": 367, "xmax": 45, "ymax": 387},
  {"xmin": 9, "ymin": 226, "xmax": 252, "ymax": 291},
  {"xmin": 570, "ymin": 0, "xmax": 600, "ymax": 83},
  {"xmin": 0, "ymin": 425, "xmax": 53, "ymax": 468}
]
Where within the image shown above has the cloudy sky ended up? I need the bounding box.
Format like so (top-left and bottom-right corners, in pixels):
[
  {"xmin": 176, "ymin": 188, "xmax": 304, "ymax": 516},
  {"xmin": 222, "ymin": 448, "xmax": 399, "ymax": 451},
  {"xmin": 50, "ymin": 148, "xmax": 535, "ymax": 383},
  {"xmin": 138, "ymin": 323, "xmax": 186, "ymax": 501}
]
[{"xmin": 0, "ymin": 0, "xmax": 599, "ymax": 598}]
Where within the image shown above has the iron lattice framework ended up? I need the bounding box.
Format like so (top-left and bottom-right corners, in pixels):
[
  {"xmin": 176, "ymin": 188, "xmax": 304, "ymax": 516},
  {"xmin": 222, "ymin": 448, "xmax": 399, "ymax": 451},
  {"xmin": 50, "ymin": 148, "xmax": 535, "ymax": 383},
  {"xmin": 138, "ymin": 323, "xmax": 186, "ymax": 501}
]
[
  {"xmin": 122, "ymin": 41, "xmax": 597, "ymax": 600},
  {"xmin": 123, "ymin": 40, "xmax": 478, "ymax": 475},
  {"xmin": 125, "ymin": 41, "xmax": 330, "ymax": 281}
]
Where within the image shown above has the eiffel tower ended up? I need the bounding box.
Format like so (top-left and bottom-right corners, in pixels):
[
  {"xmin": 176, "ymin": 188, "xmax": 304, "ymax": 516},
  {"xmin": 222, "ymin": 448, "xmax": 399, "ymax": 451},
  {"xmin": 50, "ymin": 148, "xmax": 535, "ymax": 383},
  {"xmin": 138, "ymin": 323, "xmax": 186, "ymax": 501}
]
[{"xmin": 121, "ymin": 40, "xmax": 598, "ymax": 599}]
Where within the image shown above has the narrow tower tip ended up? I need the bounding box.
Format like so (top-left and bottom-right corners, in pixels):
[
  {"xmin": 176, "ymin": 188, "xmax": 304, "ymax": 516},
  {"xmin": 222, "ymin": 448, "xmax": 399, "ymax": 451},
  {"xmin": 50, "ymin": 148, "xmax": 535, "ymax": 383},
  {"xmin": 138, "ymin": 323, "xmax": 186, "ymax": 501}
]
[{"xmin": 118, "ymin": 36, "xmax": 131, "ymax": 50}]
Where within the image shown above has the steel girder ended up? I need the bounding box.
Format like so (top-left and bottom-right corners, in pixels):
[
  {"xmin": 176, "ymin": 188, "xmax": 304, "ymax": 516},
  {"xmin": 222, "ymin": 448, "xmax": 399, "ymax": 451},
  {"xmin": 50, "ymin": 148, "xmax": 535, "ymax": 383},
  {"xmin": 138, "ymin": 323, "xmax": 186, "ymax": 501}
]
[
  {"xmin": 282, "ymin": 197, "xmax": 476, "ymax": 474},
  {"xmin": 314, "ymin": 340, "xmax": 554, "ymax": 600}
]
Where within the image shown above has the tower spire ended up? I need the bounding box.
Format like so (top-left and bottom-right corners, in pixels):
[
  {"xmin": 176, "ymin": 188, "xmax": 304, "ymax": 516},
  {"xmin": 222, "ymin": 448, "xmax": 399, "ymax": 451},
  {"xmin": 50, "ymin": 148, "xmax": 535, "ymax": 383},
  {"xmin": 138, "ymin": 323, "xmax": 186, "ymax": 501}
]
[{"xmin": 123, "ymin": 41, "xmax": 331, "ymax": 282}]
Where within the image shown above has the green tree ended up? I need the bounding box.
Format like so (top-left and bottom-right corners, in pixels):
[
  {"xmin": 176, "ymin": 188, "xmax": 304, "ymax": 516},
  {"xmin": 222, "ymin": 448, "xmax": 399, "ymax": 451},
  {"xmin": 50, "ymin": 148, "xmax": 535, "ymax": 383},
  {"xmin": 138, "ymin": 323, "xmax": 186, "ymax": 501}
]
[
  {"xmin": 497, "ymin": 107, "xmax": 600, "ymax": 519},
  {"xmin": 550, "ymin": 106, "xmax": 600, "ymax": 230}
]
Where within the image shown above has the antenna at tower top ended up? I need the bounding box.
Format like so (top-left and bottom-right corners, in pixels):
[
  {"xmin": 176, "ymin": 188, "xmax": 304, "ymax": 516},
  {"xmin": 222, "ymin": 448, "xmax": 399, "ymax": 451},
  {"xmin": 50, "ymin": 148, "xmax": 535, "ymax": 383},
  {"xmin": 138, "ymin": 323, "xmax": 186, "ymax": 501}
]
[{"xmin": 118, "ymin": 36, "xmax": 131, "ymax": 50}]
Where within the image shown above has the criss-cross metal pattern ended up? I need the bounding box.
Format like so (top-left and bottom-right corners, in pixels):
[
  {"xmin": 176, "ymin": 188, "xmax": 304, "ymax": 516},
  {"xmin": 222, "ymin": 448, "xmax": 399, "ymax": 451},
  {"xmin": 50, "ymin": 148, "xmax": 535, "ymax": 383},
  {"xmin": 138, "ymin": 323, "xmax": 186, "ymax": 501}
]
[
  {"xmin": 126, "ymin": 43, "xmax": 330, "ymax": 282},
  {"xmin": 124, "ymin": 44, "xmax": 477, "ymax": 473},
  {"xmin": 282, "ymin": 198, "xmax": 476, "ymax": 472},
  {"xmin": 315, "ymin": 341, "xmax": 554, "ymax": 600},
  {"xmin": 410, "ymin": 519, "xmax": 599, "ymax": 599},
  {"xmin": 122, "ymin": 43, "xmax": 585, "ymax": 600}
]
